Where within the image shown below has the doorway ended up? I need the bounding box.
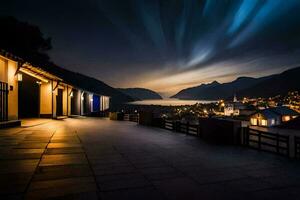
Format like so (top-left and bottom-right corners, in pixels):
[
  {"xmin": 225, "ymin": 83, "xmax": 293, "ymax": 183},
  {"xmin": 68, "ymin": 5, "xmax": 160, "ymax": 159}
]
[{"xmin": 56, "ymin": 88, "xmax": 63, "ymax": 116}]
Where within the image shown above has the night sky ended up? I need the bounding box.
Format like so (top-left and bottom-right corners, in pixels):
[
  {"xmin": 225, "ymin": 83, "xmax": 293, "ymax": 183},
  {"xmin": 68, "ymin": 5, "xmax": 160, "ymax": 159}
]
[{"xmin": 2, "ymin": 0, "xmax": 300, "ymax": 96}]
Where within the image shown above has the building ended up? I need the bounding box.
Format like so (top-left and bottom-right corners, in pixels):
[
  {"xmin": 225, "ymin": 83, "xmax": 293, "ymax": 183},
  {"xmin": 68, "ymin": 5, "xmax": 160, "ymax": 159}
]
[
  {"xmin": 0, "ymin": 50, "xmax": 110, "ymax": 126},
  {"xmin": 0, "ymin": 53, "xmax": 19, "ymax": 123},
  {"xmin": 250, "ymin": 106, "xmax": 299, "ymax": 127},
  {"xmin": 224, "ymin": 94, "xmax": 246, "ymax": 116}
]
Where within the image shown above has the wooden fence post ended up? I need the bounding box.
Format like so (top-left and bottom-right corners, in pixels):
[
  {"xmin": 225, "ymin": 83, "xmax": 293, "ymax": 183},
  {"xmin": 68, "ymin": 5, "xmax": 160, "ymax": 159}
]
[
  {"xmin": 258, "ymin": 132, "xmax": 261, "ymax": 150},
  {"xmin": 276, "ymin": 134, "xmax": 279, "ymax": 154},
  {"xmin": 186, "ymin": 122, "xmax": 189, "ymax": 135}
]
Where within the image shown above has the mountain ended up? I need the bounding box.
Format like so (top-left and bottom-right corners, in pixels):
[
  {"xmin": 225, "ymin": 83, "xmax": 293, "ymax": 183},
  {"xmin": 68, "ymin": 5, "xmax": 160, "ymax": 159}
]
[
  {"xmin": 172, "ymin": 67, "xmax": 300, "ymax": 100},
  {"xmin": 118, "ymin": 88, "xmax": 163, "ymax": 100},
  {"xmin": 39, "ymin": 63, "xmax": 134, "ymax": 106},
  {"xmin": 239, "ymin": 67, "xmax": 300, "ymax": 98}
]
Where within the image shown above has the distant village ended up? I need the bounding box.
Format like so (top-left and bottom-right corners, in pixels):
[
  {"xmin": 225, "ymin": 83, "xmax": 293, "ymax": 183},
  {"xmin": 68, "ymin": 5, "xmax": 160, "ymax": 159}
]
[{"xmin": 168, "ymin": 92, "xmax": 300, "ymax": 129}]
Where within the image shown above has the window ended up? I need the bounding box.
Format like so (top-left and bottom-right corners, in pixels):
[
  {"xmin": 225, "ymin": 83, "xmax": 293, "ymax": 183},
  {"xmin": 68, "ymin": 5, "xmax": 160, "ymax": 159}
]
[
  {"xmin": 271, "ymin": 119, "xmax": 275, "ymax": 125},
  {"xmin": 282, "ymin": 116, "xmax": 290, "ymax": 122},
  {"xmin": 250, "ymin": 118, "xmax": 257, "ymax": 125},
  {"xmin": 261, "ymin": 119, "xmax": 267, "ymax": 126}
]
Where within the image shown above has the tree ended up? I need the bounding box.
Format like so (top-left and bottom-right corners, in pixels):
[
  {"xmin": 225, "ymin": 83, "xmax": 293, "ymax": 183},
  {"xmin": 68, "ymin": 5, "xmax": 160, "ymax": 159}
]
[{"xmin": 0, "ymin": 16, "xmax": 52, "ymax": 64}]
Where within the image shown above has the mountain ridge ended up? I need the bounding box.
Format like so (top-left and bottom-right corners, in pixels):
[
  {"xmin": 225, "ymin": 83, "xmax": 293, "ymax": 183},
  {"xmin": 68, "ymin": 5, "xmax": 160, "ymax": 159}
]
[
  {"xmin": 172, "ymin": 67, "xmax": 300, "ymax": 100},
  {"xmin": 118, "ymin": 88, "xmax": 162, "ymax": 100}
]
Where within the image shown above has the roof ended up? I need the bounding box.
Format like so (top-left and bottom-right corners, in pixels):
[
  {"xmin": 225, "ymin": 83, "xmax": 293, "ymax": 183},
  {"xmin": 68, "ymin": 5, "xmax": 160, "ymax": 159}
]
[
  {"xmin": 0, "ymin": 49, "xmax": 24, "ymax": 63},
  {"xmin": 253, "ymin": 106, "xmax": 300, "ymax": 119},
  {"xmin": 270, "ymin": 106, "xmax": 299, "ymax": 116},
  {"xmin": 259, "ymin": 109, "xmax": 281, "ymax": 119},
  {"xmin": 21, "ymin": 63, "xmax": 62, "ymax": 81},
  {"xmin": 277, "ymin": 117, "xmax": 300, "ymax": 130}
]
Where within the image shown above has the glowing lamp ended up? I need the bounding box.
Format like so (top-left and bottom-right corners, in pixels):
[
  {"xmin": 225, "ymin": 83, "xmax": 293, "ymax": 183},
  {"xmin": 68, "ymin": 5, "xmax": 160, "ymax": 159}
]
[{"xmin": 17, "ymin": 73, "xmax": 23, "ymax": 81}]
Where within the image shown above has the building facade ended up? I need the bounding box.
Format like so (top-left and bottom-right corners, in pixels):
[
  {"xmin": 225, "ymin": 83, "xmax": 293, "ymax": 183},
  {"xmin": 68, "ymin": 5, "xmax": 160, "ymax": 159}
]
[
  {"xmin": 250, "ymin": 107, "xmax": 299, "ymax": 127},
  {"xmin": 0, "ymin": 51, "xmax": 110, "ymax": 124}
]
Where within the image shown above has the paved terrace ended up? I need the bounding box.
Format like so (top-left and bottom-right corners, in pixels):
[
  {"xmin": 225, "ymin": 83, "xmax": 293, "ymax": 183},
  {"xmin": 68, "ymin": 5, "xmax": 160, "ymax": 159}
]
[{"xmin": 1, "ymin": 118, "xmax": 300, "ymax": 200}]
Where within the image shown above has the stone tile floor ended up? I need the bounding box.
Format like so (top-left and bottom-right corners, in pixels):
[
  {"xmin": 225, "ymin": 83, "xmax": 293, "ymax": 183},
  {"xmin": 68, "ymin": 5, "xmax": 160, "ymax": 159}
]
[{"xmin": 0, "ymin": 118, "xmax": 300, "ymax": 199}]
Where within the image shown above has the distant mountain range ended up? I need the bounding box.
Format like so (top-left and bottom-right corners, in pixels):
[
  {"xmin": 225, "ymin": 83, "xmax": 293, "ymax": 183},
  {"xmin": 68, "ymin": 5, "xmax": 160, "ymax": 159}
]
[
  {"xmin": 118, "ymin": 88, "xmax": 162, "ymax": 100},
  {"xmin": 172, "ymin": 66, "xmax": 300, "ymax": 100}
]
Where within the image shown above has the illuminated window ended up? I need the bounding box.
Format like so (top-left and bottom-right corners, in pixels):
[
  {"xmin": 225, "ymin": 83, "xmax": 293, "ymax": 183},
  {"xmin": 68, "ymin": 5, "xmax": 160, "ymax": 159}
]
[
  {"xmin": 261, "ymin": 119, "xmax": 267, "ymax": 126},
  {"xmin": 282, "ymin": 116, "xmax": 291, "ymax": 122},
  {"xmin": 271, "ymin": 119, "xmax": 275, "ymax": 125},
  {"xmin": 17, "ymin": 73, "xmax": 23, "ymax": 81},
  {"xmin": 250, "ymin": 118, "xmax": 257, "ymax": 126}
]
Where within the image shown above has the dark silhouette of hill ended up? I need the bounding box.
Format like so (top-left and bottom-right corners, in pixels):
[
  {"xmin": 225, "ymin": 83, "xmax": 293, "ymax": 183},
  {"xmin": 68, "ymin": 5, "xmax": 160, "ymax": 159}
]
[
  {"xmin": 0, "ymin": 16, "xmax": 51, "ymax": 64},
  {"xmin": 239, "ymin": 67, "xmax": 300, "ymax": 98},
  {"xmin": 118, "ymin": 88, "xmax": 162, "ymax": 100},
  {"xmin": 172, "ymin": 67, "xmax": 300, "ymax": 100},
  {"xmin": 41, "ymin": 63, "xmax": 134, "ymax": 106},
  {"xmin": 0, "ymin": 16, "xmax": 133, "ymax": 106}
]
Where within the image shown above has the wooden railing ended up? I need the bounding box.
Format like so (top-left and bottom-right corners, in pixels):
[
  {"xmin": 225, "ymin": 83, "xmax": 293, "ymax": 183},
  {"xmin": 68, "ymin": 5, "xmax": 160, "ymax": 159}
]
[
  {"xmin": 0, "ymin": 81, "xmax": 8, "ymax": 122},
  {"xmin": 164, "ymin": 119, "xmax": 174, "ymax": 131},
  {"xmin": 163, "ymin": 119, "xmax": 200, "ymax": 136},
  {"xmin": 245, "ymin": 128, "xmax": 289, "ymax": 157},
  {"xmin": 295, "ymin": 136, "xmax": 300, "ymax": 159},
  {"xmin": 124, "ymin": 114, "xmax": 139, "ymax": 123}
]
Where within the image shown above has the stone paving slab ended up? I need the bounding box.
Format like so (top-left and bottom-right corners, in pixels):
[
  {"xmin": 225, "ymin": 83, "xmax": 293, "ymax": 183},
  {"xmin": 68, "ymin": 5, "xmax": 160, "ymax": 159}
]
[
  {"xmin": 100, "ymin": 187, "xmax": 165, "ymax": 200},
  {"xmin": 0, "ymin": 172, "xmax": 32, "ymax": 195},
  {"xmin": 45, "ymin": 147, "xmax": 84, "ymax": 154},
  {"xmin": 1, "ymin": 118, "xmax": 300, "ymax": 199},
  {"xmin": 0, "ymin": 159, "xmax": 39, "ymax": 174},
  {"xmin": 39, "ymin": 154, "xmax": 88, "ymax": 166},
  {"xmin": 33, "ymin": 165, "xmax": 93, "ymax": 181},
  {"xmin": 26, "ymin": 177, "xmax": 98, "ymax": 199}
]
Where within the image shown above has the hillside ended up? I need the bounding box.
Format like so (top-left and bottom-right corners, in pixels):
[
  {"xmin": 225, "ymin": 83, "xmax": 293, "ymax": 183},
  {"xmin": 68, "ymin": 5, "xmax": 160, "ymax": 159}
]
[
  {"xmin": 172, "ymin": 67, "xmax": 300, "ymax": 100},
  {"xmin": 118, "ymin": 88, "xmax": 162, "ymax": 100},
  {"xmin": 40, "ymin": 63, "xmax": 134, "ymax": 106}
]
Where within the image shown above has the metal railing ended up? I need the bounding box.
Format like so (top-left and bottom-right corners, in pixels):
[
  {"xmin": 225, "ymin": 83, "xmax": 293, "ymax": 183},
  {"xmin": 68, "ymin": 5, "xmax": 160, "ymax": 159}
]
[
  {"xmin": 0, "ymin": 81, "xmax": 8, "ymax": 122},
  {"xmin": 245, "ymin": 128, "xmax": 289, "ymax": 157}
]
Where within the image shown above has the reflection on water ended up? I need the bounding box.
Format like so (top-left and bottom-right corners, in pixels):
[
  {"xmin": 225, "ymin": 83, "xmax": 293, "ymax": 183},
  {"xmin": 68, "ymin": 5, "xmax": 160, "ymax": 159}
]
[{"xmin": 127, "ymin": 98, "xmax": 217, "ymax": 106}]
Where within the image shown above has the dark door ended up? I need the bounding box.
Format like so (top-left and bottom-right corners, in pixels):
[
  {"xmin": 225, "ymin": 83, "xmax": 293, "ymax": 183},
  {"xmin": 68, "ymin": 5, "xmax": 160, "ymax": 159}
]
[
  {"xmin": 56, "ymin": 89, "xmax": 63, "ymax": 116},
  {"xmin": 83, "ymin": 93, "xmax": 89, "ymax": 115},
  {"xmin": 71, "ymin": 89, "xmax": 80, "ymax": 115},
  {"xmin": 18, "ymin": 73, "xmax": 40, "ymax": 118}
]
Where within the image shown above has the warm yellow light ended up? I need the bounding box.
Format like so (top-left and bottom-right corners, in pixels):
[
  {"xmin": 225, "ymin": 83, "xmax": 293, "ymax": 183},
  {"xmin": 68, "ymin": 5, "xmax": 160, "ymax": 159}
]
[
  {"xmin": 17, "ymin": 73, "xmax": 23, "ymax": 81},
  {"xmin": 261, "ymin": 119, "xmax": 267, "ymax": 126},
  {"xmin": 283, "ymin": 116, "xmax": 291, "ymax": 122},
  {"xmin": 19, "ymin": 68, "xmax": 49, "ymax": 83},
  {"xmin": 250, "ymin": 118, "xmax": 257, "ymax": 126}
]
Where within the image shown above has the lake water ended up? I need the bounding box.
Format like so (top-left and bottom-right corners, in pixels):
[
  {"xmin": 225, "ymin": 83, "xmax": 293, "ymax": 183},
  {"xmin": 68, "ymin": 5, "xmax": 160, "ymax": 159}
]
[{"xmin": 127, "ymin": 98, "xmax": 217, "ymax": 106}]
